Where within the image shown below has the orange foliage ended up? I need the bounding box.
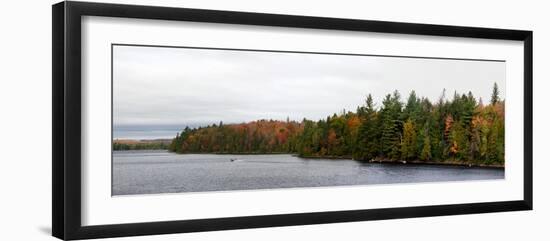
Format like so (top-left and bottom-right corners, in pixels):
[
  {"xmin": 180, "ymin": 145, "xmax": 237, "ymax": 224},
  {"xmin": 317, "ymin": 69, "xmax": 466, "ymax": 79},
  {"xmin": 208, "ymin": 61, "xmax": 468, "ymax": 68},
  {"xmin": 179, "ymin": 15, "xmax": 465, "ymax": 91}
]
[
  {"xmin": 347, "ymin": 116, "xmax": 361, "ymax": 130},
  {"xmin": 327, "ymin": 129, "xmax": 338, "ymax": 147},
  {"xmin": 493, "ymin": 102, "xmax": 505, "ymax": 118},
  {"xmin": 444, "ymin": 115, "xmax": 454, "ymax": 140},
  {"xmin": 471, "ymin": 115, "xmax": 488, "ymax": 128},
  {"xmin": 450, "ymin": 141, "xmax": 458, "ymax": 154}
]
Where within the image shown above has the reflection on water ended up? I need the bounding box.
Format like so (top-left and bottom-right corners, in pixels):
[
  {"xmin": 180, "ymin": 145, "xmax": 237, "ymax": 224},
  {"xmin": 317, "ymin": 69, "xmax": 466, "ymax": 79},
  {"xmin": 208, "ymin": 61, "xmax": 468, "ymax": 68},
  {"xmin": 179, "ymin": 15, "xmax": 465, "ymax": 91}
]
[{"xmin": 112, "ymin": 150, "xmax": 504, "ymax": 195}]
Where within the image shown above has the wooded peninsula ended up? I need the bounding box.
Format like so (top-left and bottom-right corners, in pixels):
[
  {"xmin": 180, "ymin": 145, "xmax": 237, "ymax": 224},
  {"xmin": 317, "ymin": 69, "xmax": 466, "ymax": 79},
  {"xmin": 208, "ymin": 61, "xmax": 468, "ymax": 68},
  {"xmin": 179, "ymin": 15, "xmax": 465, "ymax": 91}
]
[{"xmin": 163, "ymin": 83, "xmax": 505, "ymax": 166}]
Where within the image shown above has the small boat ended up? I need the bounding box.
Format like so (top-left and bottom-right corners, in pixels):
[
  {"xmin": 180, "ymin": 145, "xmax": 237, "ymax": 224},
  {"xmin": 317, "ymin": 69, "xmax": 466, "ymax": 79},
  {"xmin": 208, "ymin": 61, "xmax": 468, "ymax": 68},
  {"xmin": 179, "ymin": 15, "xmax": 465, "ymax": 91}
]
[{"xmin": 230, "ymin": 159, "xmax": 235, "ymax": 162}]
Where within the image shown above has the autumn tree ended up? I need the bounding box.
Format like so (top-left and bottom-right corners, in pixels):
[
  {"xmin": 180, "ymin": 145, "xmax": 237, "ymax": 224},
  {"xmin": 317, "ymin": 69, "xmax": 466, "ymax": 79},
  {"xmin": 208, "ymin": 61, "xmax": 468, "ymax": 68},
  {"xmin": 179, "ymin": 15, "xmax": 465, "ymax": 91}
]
[
  {"xmin": 401, "ymin": 119, "xmax": 417, "ymax": 160},
  {"xmin": 420, "ymin": 135, "xmax": 432, "ymax": 161}
]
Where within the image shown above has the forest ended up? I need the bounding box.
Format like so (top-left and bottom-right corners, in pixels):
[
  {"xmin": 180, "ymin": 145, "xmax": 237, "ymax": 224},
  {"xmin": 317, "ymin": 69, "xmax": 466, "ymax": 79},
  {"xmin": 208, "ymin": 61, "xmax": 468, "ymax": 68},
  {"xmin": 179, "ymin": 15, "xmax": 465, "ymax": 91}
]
[
  {"xmin": 168, "ymin": 83, "xmax": 505, "ymax": 166},
  {"xmin": 113, "ymin": 139, "xmax": 170, "ymax": 150}
]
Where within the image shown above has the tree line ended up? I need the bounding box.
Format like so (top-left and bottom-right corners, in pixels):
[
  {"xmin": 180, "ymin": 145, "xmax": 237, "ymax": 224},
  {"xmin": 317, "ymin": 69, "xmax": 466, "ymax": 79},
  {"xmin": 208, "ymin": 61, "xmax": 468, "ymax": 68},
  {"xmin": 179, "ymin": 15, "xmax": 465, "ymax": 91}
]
[
  {"xmin": 169, "ymin": 83, "xmax": 504, "ymax": 165},
  {"xmin": 113, "ymin": 140, "xmax": 169, "ymax": 150},
  {"xmin": 169, "ymin": 120, "xmax": 302, "ymax": 154}
]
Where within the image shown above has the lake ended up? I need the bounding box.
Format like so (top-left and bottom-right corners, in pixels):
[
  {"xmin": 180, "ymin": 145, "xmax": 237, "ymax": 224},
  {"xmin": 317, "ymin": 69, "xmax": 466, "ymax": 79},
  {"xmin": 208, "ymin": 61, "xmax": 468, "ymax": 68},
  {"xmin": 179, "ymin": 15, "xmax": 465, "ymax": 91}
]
[{"xmin": 112, "ymin": 150, "xmax": 504, "ymax": 195}]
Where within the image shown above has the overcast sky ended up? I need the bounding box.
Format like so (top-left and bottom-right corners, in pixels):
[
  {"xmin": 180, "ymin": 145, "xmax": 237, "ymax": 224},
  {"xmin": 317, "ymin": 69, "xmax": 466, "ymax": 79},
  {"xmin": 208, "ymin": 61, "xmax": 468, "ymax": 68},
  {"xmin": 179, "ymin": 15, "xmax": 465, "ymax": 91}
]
[{"xmin": 113, "ymin": 45, "xmax": 505, "ymax": 129}]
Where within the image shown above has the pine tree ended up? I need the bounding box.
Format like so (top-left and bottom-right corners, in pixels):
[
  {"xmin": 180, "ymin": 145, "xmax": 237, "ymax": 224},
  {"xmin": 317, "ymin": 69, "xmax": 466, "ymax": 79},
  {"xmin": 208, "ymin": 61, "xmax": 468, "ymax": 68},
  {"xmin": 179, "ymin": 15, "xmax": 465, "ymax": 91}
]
[
  {"xmin": 491, "ymin": 82, "xmax": 500, "ymax": 105},
  {"xmin": 356, "ymin": 94, "xmax": 380, "ymax": 160},
  {"xmin": 380, "ymin": 95, "xmax": 394, "ymax": 157},
  {"xmin": 379, "ymin": 92, "xmax": 403, "ymax": 159},
  {"xmin": 402, "ymin": 90, "xmax": 421, "ymax": 123},
  {"xmin": 461, "ymin": 92, "xmax": 477, "ymax": 126}
]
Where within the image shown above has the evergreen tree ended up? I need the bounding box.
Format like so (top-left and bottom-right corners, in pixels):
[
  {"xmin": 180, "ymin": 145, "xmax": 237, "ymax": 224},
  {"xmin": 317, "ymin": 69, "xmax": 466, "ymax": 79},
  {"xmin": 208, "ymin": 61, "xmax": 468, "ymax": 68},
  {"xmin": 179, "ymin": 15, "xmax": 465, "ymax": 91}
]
[
  {"xmin": 491, "ymin": 82, "xmax": 500, "ymax": 105},
  {"xmin": 420, "ymin": 126, "xmax": 432, "ymax": 161},
  {"xmin": 449, "ymin": 122, "xmax": 469, "ymax": 160},
  {"xmin": 469, "ymin": 118, "xmax": 482, "ymax": 162},
  {"xmin": 355, "ymin": 94, "xmax": 380, "ymax": 160},
  {"xmin": 486, "ymin": 123, "xmax": 499, "ymax": 163},
  {"xmin": 379, "ymin": 92, "xmax": 402, "ymax": 159},
  {"xmin": 402, "ymin": 90, "xmax": 422, "ymax": 124}
]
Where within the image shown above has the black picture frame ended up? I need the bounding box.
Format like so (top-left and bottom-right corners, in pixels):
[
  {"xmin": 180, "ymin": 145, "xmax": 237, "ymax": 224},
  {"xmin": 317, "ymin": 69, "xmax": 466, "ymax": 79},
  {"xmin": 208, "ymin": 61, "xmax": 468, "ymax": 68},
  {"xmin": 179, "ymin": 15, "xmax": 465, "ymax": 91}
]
[{"xmin": 52, "ymin": 1, "xmax": 533, "ymax": 240}]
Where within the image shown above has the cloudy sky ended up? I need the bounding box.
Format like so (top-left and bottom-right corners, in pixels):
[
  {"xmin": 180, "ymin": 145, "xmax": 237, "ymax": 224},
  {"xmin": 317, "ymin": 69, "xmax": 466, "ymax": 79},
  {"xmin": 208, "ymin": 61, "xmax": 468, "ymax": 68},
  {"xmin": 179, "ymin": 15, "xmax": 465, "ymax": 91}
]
[{"xmin": 113, "ymin": 45, "xmax": 505, "ymax": 139}]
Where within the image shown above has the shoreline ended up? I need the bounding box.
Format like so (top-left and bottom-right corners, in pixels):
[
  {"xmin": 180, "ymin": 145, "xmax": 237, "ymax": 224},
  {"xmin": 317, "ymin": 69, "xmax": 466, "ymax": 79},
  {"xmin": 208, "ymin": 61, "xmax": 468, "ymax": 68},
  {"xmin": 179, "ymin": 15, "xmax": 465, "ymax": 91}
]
[
  {"xmin": 298, "ymin": 155, "xmax": 504, "ymax": 169},
  {"xmin": 364, "ymin": 159, "xmax": 503, "ymax": 169},
  {"xmin": 117, "ymin": 150, "xmax": 504, "ymax": 169}
]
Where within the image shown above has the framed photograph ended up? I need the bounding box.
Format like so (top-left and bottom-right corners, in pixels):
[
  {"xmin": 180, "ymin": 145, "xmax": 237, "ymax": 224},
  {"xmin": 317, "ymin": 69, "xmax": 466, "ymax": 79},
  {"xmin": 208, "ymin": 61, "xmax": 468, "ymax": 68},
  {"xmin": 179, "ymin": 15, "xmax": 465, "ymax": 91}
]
[{"xmin": 52, "ymin": 1, "xmax": 533, "ymax": 240}]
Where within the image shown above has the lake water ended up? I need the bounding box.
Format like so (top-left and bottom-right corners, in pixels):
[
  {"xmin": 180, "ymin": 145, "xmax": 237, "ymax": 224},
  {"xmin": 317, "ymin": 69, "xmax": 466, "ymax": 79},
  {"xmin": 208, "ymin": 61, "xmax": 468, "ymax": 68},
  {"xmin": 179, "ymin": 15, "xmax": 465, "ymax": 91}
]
[{"xmin": 112, "ymin": 150, "xmax": 504, "ymax": 195}]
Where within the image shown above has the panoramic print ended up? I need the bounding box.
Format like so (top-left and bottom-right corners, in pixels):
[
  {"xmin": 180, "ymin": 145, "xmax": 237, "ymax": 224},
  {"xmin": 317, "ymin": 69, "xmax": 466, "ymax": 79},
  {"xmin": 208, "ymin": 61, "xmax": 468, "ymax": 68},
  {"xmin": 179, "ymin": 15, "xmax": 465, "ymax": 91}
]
[{"xmin": 112, "ymin": 45, "xmax": 505, "ymax": 195}]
